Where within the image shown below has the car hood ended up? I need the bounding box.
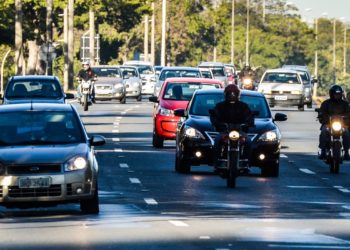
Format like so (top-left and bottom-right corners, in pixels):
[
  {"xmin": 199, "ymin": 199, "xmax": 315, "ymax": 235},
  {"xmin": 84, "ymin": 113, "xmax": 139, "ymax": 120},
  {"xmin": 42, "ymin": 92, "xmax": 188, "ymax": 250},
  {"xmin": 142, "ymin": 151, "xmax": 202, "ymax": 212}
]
[
  {"xmin": 160, "ymin": 99, "xmax": 189, "ymax": 110},
  {"xmin": 4, "ymin": 98, "xmax": 64, "ymax": 104},
  {"xmin": 95, "ymin": 77, "xmax": 123, "ymax": 85},
  {"xmin": 258, "ymin": 82, "xmax": 303, "ymax": 91},
  {"xmin": 124, "ymin": 77, "xmax": 140, "ymax": 84},
  {"xmin": 0, "ymin": 143, "xmax": 89, "ymax": 165}
]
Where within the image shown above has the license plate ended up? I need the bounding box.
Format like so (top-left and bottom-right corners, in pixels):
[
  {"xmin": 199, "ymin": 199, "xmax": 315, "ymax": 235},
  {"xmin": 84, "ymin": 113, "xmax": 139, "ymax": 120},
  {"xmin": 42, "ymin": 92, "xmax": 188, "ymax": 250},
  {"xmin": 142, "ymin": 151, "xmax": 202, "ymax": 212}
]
[
  {"xmin": 274, "ymin": 95, "xmax": 287, "ymax": 101},
  {"xmin": 19, "ymin": 177, "xmax": 51, "ymax": 188}
]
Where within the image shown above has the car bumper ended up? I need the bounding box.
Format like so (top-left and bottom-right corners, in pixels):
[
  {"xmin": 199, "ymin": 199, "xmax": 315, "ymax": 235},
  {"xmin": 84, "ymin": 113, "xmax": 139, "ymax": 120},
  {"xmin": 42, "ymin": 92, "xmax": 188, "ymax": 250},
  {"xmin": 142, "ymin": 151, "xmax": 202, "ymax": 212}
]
[
  {"xmin": 155, "ymin": 115, "xmax": 180, "ymax": 139},
  {"xmin": 264, "ymin": 94, "xmax": 304, "ymax": 106},
  {"xmin": 95, "ymin": 90, "xmax": 125, "ymax": 100},
  {"xmin": 0, "ymin": 169, "xmax": 96, "ymax": 205},
  {"xmin": 126, "ymin": 88, "xmax": 141, "ymax": 97}
]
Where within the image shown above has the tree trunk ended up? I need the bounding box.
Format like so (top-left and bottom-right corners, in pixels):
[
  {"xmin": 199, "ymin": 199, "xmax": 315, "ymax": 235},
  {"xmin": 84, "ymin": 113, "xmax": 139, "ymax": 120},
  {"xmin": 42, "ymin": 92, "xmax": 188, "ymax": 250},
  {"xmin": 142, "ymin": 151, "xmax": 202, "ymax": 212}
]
[
  {"xmin": 27, "ymin": 41, "xmax": 39, "ymax": 75},
  {"xmin": 15, "ymin": 0, "xmax": 24, "ymax": 75}
]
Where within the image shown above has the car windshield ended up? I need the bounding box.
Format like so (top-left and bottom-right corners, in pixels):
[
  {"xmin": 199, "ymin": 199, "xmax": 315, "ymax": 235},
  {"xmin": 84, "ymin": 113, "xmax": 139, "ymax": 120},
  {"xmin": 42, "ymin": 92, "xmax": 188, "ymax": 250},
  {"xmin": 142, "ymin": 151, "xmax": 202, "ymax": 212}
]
[
  {"xmin": 93, "ymin": 67, "xmax": 121, "ymax": 78},
  {"xmin": 0, "ymin": 111, "xmax": 85, "ymax": 146},
  {"xmin": 159, "ymin": 70, "xmax": 201, "ymax": 81},
  {"xmin": 6, "ymin": 80, "xmax": 63, "ymax": 99},
  {"xmin": 190, "ymin": 93, "xmax": 270, "ymax": 118},
  {"xmin": 297, "ymin": 71, "xmax": 310, "ymax": 83},
  {"xmin": 163, "ymin": 82, "xmax": 220, "ymax": 101},
  {"xmin": 262, "ymin": 72, "xmax": 300, "ymax": 84},
  {"xmin": 208, "ymin": 67, "xmax": 225, "ymax": 77},
  {"xmin": 200, "ymin": 70, "xmax": 213, "ymax": 79},
  {"xmin": 121, "ymin": 68, "xmax": 138, "ymax": 78},
  {"xmin": 137, "ymin": 65, "xmax": 154, "ymax": 75}
]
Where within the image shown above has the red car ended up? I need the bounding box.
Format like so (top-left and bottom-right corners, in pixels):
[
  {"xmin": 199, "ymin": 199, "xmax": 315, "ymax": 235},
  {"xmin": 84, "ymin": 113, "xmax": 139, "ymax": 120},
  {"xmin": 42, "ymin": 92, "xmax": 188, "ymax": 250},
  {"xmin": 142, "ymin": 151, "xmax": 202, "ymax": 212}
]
[{"xmin": 149, "ymin": 78, "xmax": 224, "ymax": 148}]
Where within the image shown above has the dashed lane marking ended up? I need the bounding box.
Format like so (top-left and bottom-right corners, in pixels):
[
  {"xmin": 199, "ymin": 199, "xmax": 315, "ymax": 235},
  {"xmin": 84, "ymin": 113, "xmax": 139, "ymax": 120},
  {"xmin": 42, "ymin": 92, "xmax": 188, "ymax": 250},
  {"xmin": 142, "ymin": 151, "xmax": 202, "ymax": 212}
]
[
  {"xmin": 199, "ymin": 236, "xmax": 211, "ymax": 240},
  {"xmin": 280, "ymin": 154, "xmax": 288, "ymax": 158},
  {"xmin": 119, "ymin": 163, "xmax": 129, "ymax": 168},
  {"xmin": 112, "ymin": 138, "xmax": 120, "ymax": 142},
  {"xmin": 339, "ymin": 189, "xmax": 350, "ymax": 193},
  {"xmin": 112, "ymin": 130, "xmax": 119, "ymax": 133},
  {"xmin": 121, "ymin": 111, "xmax": 126, "ymax": 115},
  {"xmin": 129, "ymin": 178, "xmax": 141, "ymax": 184},
  {"xmin": 334, "ymin": 186, "xmax": 344, "ymax": 189},
  {"xmin": 114, "ymin": 148, "xmax": 123, "ymax": 152},
  {"xmin": 113, "ymin": 122, "xmax": 119, "ymax": 125},
  {"xmin": 299, "ymin": 168, "xmax": 316, "ymax": 175},
  {"xmin": 269, "ymin": 245, "xmax": 350, "ymax": 249},
  {"xmin": 144, "ymin": 198, "xmax": 158, "ymax": 205},
  {"xmin": 169, "ymin": 220, "xmax": 189, "ymax": 227}
]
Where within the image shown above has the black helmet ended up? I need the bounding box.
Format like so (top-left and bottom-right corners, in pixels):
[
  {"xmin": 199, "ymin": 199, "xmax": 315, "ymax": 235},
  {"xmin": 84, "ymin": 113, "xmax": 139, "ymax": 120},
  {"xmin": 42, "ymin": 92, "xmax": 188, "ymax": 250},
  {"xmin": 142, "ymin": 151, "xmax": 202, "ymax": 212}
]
[
  {"xmin": 329, "ymin": 85, "xmax": 343, "ymax": 100},
  {"xmin": 224, "ymin": 84, "xmax": 240, "ymax": 102}
]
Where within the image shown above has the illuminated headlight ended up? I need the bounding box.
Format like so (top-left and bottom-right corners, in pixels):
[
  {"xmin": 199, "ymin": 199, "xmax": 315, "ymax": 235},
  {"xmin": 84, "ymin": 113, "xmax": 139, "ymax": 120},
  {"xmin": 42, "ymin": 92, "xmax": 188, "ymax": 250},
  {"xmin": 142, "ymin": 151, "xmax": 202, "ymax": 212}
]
[
  {"xmin": 258, "ymin": 130, "xmax": 281, "ymax": 142},
  {"xmin": 291, "ymin": 90, "xmax": 301, "ymax": 94},
  {"xmin": 114, "ymin": 83, "xmax": 123, "ymax": 89},
  {"xmin": 332, "ymin": 121, "xmax": 342, "ymax": 131},
  {"xmin": 159, "ymin": 107, "xmax": 174, "ymax": 116},
  {"xmin": 243, "ymin": 78, "xmax": 252, "ymax": 85},
  {"xmin": 184, "ymin": 126, "xmax": 205, "ymax": 139},
  {"xmin": 304, "ymin": 88, "xmax": 310, "ymax": 93},
  {"xmin": 65, "ymin": 156, "xmax": 87, "ymax": 171},
  {"xmin": 229, "ymin": 131, "xmax": 240, "ymax": 140}
]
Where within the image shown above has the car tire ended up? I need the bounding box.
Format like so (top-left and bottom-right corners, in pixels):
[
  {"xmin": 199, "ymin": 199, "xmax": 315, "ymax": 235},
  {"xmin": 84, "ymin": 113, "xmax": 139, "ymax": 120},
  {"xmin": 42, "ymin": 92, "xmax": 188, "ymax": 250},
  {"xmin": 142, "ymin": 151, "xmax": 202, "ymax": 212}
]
[
  {"xmin": 298, "ymin": 105, "xmax": 304, "ymax": 111},
  {"xmin": 120, "ymin": 96, "xmax": 126, "ymax": 104},
  {"xmin": 261, "ymin": 162, "xmax": 279, "ymax": 177},
  {"xmin": 152, "ymin": 129, "xmax": 164, "ymax": 148},
  {"xmin": 136, "ymin": 94, "xmax": 142, "ymax": 102},
  {"xmin": 80, "ymin": 183, "xmax": 99, "ymax": 214},
  {"xmin": 175, "ymin": 146, "xmax": 191, "ymax": 173}
]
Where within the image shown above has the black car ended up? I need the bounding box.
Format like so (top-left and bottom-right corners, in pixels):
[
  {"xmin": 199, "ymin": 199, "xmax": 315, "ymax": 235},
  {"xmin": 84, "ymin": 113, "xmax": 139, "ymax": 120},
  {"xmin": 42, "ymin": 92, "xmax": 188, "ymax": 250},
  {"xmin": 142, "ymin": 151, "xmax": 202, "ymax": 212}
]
[
  {"xmin": 0, "ymin": 103, "xmax": 105, "ymax": 213},
  {"xmin": 174, "ymin": 89, "xmax": 287, "ymax": 177},
  {"xmin": 2, "ymin": 75, "xmax": 75, "ymax": 104}
]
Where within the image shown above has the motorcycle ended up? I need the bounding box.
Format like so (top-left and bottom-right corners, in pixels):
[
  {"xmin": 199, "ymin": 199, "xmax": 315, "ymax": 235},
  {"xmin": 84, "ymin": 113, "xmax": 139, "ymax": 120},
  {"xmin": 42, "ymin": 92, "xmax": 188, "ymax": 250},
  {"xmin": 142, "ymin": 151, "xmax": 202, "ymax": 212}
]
[
  {"xmin": 241, "ymin": 76, "xmax": 255, "ymax": 90},
  {"xmin": 77, "ymin": 79, "xmax": 94, "ymax": 111},
  {"xmin": 316, "ymin": 108, "xmax": 345, "ymax": 174},
  {"xmin": 216, "ymin": 123, "xmax": 249, "ymax": 188}
]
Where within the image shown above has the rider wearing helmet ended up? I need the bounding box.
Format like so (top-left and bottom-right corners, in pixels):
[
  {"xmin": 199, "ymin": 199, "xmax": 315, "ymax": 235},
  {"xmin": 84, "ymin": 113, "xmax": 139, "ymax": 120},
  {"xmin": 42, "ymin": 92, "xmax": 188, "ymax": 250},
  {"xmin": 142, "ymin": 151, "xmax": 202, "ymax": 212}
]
[
  {"xmin": 318, "ymin": 85, "xmax": 350, "ymax": 160},
  {"xmin": 210, "ymin": 84, "xmax": 253, "ymax": 168},
  {"xmin": 77, "ymin": 60, "xmax": 96, "ymax": 102}
]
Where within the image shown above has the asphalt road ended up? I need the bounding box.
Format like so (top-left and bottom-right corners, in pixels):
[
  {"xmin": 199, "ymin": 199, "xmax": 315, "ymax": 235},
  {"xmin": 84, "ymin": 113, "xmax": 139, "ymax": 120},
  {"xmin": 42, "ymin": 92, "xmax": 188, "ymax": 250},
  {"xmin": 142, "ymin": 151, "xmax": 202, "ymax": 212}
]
[{"xmin": 1, "ymin": 98, "xmax": 350, "ymax": 250}]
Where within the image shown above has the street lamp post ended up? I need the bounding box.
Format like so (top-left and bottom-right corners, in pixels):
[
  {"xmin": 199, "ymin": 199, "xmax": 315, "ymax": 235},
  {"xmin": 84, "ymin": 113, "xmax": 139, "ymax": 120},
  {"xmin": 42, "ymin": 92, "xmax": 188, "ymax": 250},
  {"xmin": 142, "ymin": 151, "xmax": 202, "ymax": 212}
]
[
  {"xmin": 333, "ymin": 18, "xmax": 336, "ymax": 83},
  {"xmin": 245, "ymin": 0, "xmax": 250, "ymax": 65},
  {"xmin": 231, "ymin": 0, "xmax": 234, "ymax": 64},
  {"xmin": 344, "ymin": 26, "xmax": 347, "ymax": 75}
]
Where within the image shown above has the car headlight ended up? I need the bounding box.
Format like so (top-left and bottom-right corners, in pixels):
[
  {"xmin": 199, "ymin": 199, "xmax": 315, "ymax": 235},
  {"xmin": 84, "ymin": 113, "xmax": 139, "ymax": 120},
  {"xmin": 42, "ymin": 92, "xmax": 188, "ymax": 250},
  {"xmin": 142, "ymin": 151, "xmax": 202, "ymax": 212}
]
[
  {"xmin": 65, "ymin": 156, "xmax": 87, "ymax": 171},
  {"xmin": 260, "ymin": 89, "xmax": 271, "ymax": 94},
  {"xmin": 159, "ymin": 107, "xmax": 174, "ymax": 116},
  {"xmin": 229, "ymin": 131, "xmax": 240, "ymax": 141},
  {"xmin": 291, "ymin": 90, "xmax": 301, "ymax": 94},
  {"xmin": 114, "ymin": 83, "xmax": 123, "ymax": 89},
  {"xmin": 258, "ymin": 130, "xmax": 281, "ymax": 142},
  {"xmin": 184, "ymin": 126, "xmax": 205, "ymax": 139},
  {"xmin": 304, "ymin": 88, "xmax": 310, "ymax": 93},
  {"xmin": 332, "ymin": 121, "xmax": 342, "ymax": 131}
]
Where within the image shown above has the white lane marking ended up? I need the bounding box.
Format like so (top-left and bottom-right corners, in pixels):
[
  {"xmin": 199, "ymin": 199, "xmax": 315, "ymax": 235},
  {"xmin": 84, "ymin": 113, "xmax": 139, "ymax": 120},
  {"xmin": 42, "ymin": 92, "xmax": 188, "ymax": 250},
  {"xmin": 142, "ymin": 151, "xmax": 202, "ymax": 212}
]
[
  {"xmin": 144, "ymin": 198, "xmax": 158, "ymax": 205},
  {"xmin": 334, "ymin": 186, "xmax": 344, "ymax": 189},
  {"xmin": 129, "ymin": 178, "xmax": 141, "ymax": 184},
  {"xmin": 113, "ymin": 122, "xmax": 119, "ymax": 125},
  {"xmin": 342, "ymin": 206, "xmax": 350, "ymax": 210},
  {"xmin": 112, "ymin": 130, "xmax": 119, "ymax": 133},
  {"xmin": 135, "ymin": 105, "xmax": 140, "ymax": 108},
  {"xmin": 112, "ymin": 138, "xmax": 120, "ymax": 142},
  {"xmin": 169, "ymin": 220, "xmax": 189, "ymax": 227},
  {"xmin": 339, "ymin": 189, "xmax": 350, "ymax": 193},
  {"xmin": 68, "ymin": 99, "xmax": 78, "ymax": 103},
  {"xmin": 269, "ymin": 245, "xmax": 350, "ymax": 249},
  {"xmin": 216, "ymin": 249, "xmax": 230, "ymax": 250},
  {"xmin": 119, "ymin": 163, "xmax": 129, "ymax": 168},
  {"xmin": 287, "ymin": 186, "xmax": 330, "ymax": 189},
  {"xmin": 115, "ymin": 116, "xmax": 122, "ymax": 120},
  {"xmin": 199, "ymin": 236, "xmax": 211, "ymax": 240},
  {"xmin": 340, "ymin": 213, "xmax": 350, "ymax": 218},
  {"xmin": 299, "ymin": 168, "xmax": 316, "ymax": 175},
  {"xmin": 280, "ymin": 154, "xmax": 288, "ymax": 158},
  {"xmin": 121, "ymin": 111, "xmax": 126, "ymax": 115},
  {"xmin": 114, "ymin": 148, "xmax": 123, "ymax": 152}
]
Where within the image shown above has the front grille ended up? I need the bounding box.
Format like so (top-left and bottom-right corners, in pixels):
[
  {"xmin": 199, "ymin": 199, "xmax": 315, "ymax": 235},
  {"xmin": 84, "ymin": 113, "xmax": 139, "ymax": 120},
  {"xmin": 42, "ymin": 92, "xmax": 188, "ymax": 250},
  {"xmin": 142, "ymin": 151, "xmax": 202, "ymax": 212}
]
[
  {"xmin": 7, "ymin": 164, "xmax": 61, "ymax": 175},
  {"xmin": 205, "ymin": 131, "xmax": 258, "ymax": 144},
  {"xmin": 66, "ymin": 184, "xmax": 73, "ymax": 196},
  {"xmin": 271, "ymin": 91, "xmax": 291, "ymax": 94},
  {"xmin": 0, "ymin": 186, "xmax": 3, "ymax": 198},
  {"xmin": 8, "ymin": 185, "xmax": 61, "ymax": 198},
  {"xmin": 96, "ymin": 85, "xmax": 112, "ymax": 90}
]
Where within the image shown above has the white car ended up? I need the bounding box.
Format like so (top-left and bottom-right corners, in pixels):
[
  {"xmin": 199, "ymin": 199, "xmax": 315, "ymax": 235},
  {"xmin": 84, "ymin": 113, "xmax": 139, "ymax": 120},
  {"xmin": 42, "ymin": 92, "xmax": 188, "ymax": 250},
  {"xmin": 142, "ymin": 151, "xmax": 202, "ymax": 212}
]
[
  {"xmin": 123, "ymin": 61, "xmax": 156, "ymax": 95},
  {"xmin": 120, "ymin": 66, "xmax": 142, "ymax": 101}
]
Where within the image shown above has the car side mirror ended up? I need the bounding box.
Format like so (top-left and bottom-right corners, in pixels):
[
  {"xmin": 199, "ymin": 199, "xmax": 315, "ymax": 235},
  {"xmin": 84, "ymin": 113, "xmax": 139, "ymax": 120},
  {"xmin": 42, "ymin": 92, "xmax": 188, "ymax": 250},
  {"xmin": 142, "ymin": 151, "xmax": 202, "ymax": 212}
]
[
  {"xmin": 90, "ymin": 135, "xmax": 106, "ymax": 146},
  {"xmin": 274, "ymin": 113, "xmax": 287, "ymax": 122},
  {"xmin": 174, "ymin": 109, "xmax": 187, "ymax": 117},
  {"xmin": 149, "ymin": 96, "xmax": 159, "ymax": 103},
  {"xmin": 65, "ymin": 93, "xmax": 75, "ymax": 99}
]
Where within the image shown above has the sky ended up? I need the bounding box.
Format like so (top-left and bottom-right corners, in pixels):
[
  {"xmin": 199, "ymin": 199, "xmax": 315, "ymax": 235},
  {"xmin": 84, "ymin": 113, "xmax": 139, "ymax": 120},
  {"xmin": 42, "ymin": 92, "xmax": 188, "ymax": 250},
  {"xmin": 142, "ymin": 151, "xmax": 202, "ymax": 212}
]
[{"xmin": 291, "ymin": 0, "xmax": 350, "ymax": 23}]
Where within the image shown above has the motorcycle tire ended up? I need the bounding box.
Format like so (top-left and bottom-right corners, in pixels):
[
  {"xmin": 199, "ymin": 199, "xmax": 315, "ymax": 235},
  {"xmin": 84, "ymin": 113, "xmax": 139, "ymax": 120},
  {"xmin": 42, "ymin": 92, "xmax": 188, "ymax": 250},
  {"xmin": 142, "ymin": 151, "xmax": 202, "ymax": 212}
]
[
  {"xmin": 227, "ymin": 150, "xmax": 238, "ymax": 188},
  {"xmin": 330, "ymin": 141, "xmax": 341, "ymax": 174},
  {"xmin": 83, "ymin": 94, "xmax": 88, "ymax": 111}
]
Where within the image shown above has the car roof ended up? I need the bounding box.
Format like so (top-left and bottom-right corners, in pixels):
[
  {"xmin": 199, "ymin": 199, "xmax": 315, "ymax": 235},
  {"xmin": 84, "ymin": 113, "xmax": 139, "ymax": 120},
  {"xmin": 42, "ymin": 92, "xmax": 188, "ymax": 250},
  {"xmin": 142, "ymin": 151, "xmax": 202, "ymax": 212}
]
[
  {"xmin": 161, "ymin": 66, "xmax": 199, "ymax": 71},
  {"xmin": 282, "ymin": 65, "xmax": 309, "ymax": 71},
  {"xmin": 120, "ymin": 65, "xmax": 138, "ymax": 69},
  {"xmin": 92, "ymin": 65, "xmax": 120, "ymax": 68},
  {"xmin": 10, "ymin": 75, "xmax": 60, "ymax": 81},
  {"xmin": 198, "ymin": 61, "xmax": 225, "ymax": 67},
  {"xmin": 264, "ymin": 68, "xmax": 299, "ymax": 74},
  {"xmin": 164, "ymin": 77, "xmax": 223, "ymax": 84},
  {"xmin": 193, "ymin": 88, "xmax": 265, "ymax": 98},
  {"xmin": 0, "ymin": 103, "xmax": 74, "ymax": 113},
  {"xmin": 123, "ymin": 60, "xmax": 152, "ymax": 66}
]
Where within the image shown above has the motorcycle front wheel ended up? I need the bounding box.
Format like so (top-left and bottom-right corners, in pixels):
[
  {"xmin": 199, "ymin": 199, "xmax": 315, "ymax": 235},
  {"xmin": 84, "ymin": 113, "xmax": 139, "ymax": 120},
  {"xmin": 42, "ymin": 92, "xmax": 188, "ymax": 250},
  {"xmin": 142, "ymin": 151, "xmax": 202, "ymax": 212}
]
[
  {"xmin": 83, "ymin": 94, "xmax": 88, "ymax": 111},
  {"xmin": 330, "ymin": 141, "xmax": 341, "ymax": 174},
  {"xmin": 227, "ymin": 150, "xmax": 238, "ymax": 188}
]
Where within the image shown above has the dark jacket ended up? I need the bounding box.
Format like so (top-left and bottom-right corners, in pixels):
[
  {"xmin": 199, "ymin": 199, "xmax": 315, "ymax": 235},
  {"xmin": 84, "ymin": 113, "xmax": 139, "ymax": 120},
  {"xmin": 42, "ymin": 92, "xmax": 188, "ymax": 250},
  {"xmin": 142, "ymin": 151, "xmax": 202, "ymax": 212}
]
[
  {"xmin": 77, "ymin": 68, "xmax": 96, "ymax": 81},
  {"xmin": 319, "ymin": 98, "xmax": 350, "ymax": 125},
  {"xmin": 210, "ymin": 100, "xmax": 253, "ymax": 132}
]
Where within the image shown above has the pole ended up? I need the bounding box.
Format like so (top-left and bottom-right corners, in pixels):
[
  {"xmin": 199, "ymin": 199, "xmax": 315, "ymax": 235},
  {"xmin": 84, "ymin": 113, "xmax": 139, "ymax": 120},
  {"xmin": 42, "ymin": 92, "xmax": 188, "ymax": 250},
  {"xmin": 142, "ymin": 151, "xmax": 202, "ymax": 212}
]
[
  {"xmin": 231, "ymin": 0, "xmax": 235, "ymax": 64},
  {"xmin": 313, "ymin": 18, "xmax": 318, "ymax": 98},
  {"xmin": 89, "ymin": 9, "xmax": 95, "ymax": 66},
  {"xmin": 68, "ymin": 0, "xmax": 74, "ymax": 90},
  {"xmin": 344, "ymin": 26, "xmax": 347, "ymax": 75},
  {"xmin": 262, "ymin": 0, "xmax": 265, "ymax": 24},
  {"xmin": 245, "ymin": 0, "xmax": 250, "ymax": 65},
  {"xmin": 161, "ymin": 0, "xmax": 166, "ymax": 66},
  {"xmin": 63, "ymin": 6, "xmax": 69, "ymax": 91},
  {"xmin": 333, "ymin": 18, "xmax": 336, "ymax": 83},
  {"xmin": 46, "ymin": 0, "xmax": 53, "ymax": 75},
  {"xmin": 151, "ymin": 2, "xmax": 155, "ymax": 65},
  {"xmin": 1, "ymin": 49, "xmax": 11, "ymax": 96},
  {"xmin": 15, "ymin": 0, "xmax": 23, "ymax": 75},
  {"xmin": 144, "ymin": 15, "xmax": 149, "ymax": 62}
]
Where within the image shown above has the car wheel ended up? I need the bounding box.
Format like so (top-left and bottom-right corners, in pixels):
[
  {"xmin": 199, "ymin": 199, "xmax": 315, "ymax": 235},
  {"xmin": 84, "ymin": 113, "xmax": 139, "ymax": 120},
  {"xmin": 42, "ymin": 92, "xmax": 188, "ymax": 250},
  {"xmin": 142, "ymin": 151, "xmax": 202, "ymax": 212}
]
[
  {"xmin": 120, "ymin": 96, "xmax": 126, "ymax": 104},
  {"xmin": 152, "ymin": 129, "xmax": 164, "ymax": 148},
  {"xmin": 136, "ymin": 94, "xmax": 142, "ymax": 102},
  {"xmin": 175, "ymin": 145, "xmax": 191, "ymax": 173},
  {"xmin": 261, "ymin": 162, "xmax": 279, "ymax": 177},
  {"xmin": 298, "ymin": 105, "xmax": 304, "ymax": 111},
  {"xmin": 80, "ymin": 183, "xmax": 99, "ymax": 214}
]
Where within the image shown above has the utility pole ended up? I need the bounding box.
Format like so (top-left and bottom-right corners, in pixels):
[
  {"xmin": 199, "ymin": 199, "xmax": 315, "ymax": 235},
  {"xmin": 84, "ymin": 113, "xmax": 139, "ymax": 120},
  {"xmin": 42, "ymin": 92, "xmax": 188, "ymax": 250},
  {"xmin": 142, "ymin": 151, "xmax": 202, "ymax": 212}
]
[
  {"xmin": 89, "ymin": 8, "xmax": 95, "ymax": 66},
  {"xmin": 313, "ymin": 18, "xmax": 318, "ymax": 98},
  {"xmin": 63, "ymin": 6, "xmax": 69, "ymax": 91},
  {"xmin": 46, "ymin": 0, "xmax": 53, "ymax": 75},
  {"xmin": 151, "ymin": 2, "xmax": 155, "ymax": 65},
  {"xmin": 161, "ymin": 0, "xmax": 166, "ymax": 66},
  {"xmin": 144, "ymin": 15, "xmax": 149, "ymax": 62},
  {"xmin": 15, "ymin": 0, "xmax": 24, "ymax": 75},
  {"xmin": 344, "ymin": 26, "xmax": 347, "ymax": 75},
  {"xmin": 262, "ymin": 0, "xmax": 265, "ymax": 24},
  {"xmin": 333, "ymin": 18, "xmax": 336, "ymax": 83},
  {"xmin": 245, "ymin": 0, "xmax": 250, "ymax": 65},
  {"xmin": 231, "ymin": 0, "xmax": 235, "ymax": 64},
  {"xmin": 68, "ymin": 0, "xmax": 74, "ymax": 89}
]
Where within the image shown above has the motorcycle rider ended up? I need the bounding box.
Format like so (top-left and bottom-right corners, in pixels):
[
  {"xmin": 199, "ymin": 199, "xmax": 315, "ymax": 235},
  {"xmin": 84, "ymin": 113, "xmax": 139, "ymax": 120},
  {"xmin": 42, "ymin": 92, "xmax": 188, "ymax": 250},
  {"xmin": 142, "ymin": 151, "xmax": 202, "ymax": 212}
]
[
  {"xmin": 318, "ymin": 85, "xmax": 350, "ymax": 160},
  {"xmin": 76, "ymin": 60, "xmax": 96, "ymax": 103},
  {"xmin": 210, "ymin": 84, "xmax": 253, "ymax": 169}
]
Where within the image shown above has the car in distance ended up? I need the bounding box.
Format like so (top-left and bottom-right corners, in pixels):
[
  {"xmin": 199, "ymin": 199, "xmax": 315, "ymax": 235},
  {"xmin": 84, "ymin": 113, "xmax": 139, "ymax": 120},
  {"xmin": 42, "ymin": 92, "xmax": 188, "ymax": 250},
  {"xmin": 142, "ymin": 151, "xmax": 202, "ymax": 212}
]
[
  {"xmin": 2, "ymin": 75, "xmax": 74, "ymax": 104},
  {"xmin": 257, "ymin": 68, "xmax": 306, "ymax": 111},
  {"xmin": 153, "ymin": 67, "xmax": 202, "ymax": 97},
  {"xmin": 92, "ymin": 65, "xmax": 126, "ymax": 104},
  {"xmin": 120, "ymin": 66, "xmax": 142, "ymax": 101},
  {"xmin": 0, "ymin": 103, "xmax": 105, "ymax": 214},
  {"xmin": 149, "ymin": 78, "xmax": 224, "ymax": 148},
  {"xmin": 174, "ymin": 89, "xmax": 287, "ymax": 176},
  {"xmin": 198, "ymin": 62, "xmax": 228, "ymax": 86}
]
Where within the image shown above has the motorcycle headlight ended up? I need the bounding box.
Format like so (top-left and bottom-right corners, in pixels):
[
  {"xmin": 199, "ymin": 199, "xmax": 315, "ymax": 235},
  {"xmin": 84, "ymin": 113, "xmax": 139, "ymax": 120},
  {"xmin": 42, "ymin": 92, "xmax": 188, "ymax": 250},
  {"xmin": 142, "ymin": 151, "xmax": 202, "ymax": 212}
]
[
  {"xmin": 243, "ymin": 78, "xmax": 252, "ymax": 85},
  {"xmin": 184, "ymin": 126, "xmax": 205, "ymax": 139},
  {"xmin": 258, "ymin": 130, "xmax": 281, "ymax": 142},
  {"xmin": 304, "ymin": 88, "xmax": 310, "ymax": 93},
  {"xmin": 159, "ymin": 107, "xmax": 174, "ymax": 116},
  {"xmin": 229, "ymin": 131, "xmax": 240, "ymax": 141},
  {"xmin": 114, "ymin": 83, "xmax": 123, "ymax": 89},
  {"xmin": 65, "ymin": 156, "xmax": 87, "ymax": 171},
  {"xmin": 332, "ymin": 121, "xmax": 342, "ymax": 131}
]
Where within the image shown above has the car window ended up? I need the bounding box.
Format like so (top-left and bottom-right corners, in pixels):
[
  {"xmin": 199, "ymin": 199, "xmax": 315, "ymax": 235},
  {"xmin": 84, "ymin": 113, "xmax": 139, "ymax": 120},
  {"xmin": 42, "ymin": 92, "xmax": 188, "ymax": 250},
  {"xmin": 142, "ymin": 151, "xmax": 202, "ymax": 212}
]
[
  {"xmin": 297, "ymin": 71, "xmax": 310, "ymax": 83},
  {"xmin": 159, "ymin": 70, "xmax": 201, "ymax": 81},
  {"xmin": 163, "ymin": 83, "xmax": 220, "ymax": 101},
  {"xmin": 136, "ymin": 65, "xmax": 154, "ymax": 75},
  {"xmin": 200, "ymin": 70, "xmax": 213, "ymax": 79},
  {"xmin": 262, "ymin": 73, "xmax": 300, "ymax": 84},
  {"xmin": 190, "ymin": 94, "xmax": 270, "ymax": 118},
  {"xmin": 6, "ymin": 80, "xmax": 63, "ymax": 99},
  {"xmin": 211, "ymin": 67, "xmax": 225, "ymax": 77},
  {"xmin": 93, "ymin": 67, "xmax": 121, "ymax": 78},
  {"xmin": 121, "ymin": 68, "xmax": 138, "ymax": 77},
  {"xmin": 0, "ymin": 111, "xmax": 85, "ymax": 146}
]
